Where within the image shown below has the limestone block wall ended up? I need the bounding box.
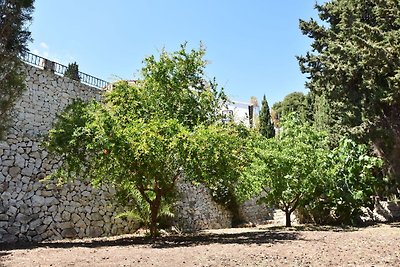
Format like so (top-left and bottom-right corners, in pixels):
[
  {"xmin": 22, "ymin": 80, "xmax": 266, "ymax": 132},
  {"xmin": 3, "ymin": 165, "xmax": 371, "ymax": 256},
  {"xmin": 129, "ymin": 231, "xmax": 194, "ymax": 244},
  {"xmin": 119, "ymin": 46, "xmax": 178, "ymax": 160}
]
[
  {"xmin": 0, "ymin": 65, "xmax": 137, "ymax": 243},
  {"xmin": 174, "ymin": 182, "xmax": 274, "ymax": 231},
  {"xmin": 174, "ymin": 182, "xmax": 232, "ymax": 231},
  {"xmin": 0, "ymin": 64, "xmax": 272, "ymax": 243},
  {"xmin": 239, "ymin": 196, "xmax": 274, "ymax": 225},
  {"xmin": 11, "ymin": 65, "xmax": 102, "ymax": 136}
]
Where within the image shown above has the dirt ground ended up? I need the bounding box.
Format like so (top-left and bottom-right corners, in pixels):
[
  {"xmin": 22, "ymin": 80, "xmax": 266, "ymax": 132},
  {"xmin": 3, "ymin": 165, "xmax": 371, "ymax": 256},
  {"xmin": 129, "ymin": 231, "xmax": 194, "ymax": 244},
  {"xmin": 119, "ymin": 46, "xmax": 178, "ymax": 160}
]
[{"xmin": 1, "ymin": 223, "xmax": 400, "ymax": 267}]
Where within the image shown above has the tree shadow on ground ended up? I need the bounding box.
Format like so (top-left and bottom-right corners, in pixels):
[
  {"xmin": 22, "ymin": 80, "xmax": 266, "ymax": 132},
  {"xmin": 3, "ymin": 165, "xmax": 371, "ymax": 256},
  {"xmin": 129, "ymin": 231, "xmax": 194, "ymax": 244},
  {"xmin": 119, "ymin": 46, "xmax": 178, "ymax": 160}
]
[
  {"xmin": 263, "ymin": 221, "xmax": 400, "ymax": 232},
  {"xmin": 0, "ymin": 251, "xmax": 11, "ymax": 266},
  {"xmin": 367, "ymin": 221, "xmax": 400, "ymax": 228},
  {"xmin": 0, "ymin": 230, "xmax": 300, "ymax": 251},
  {"xmin": 263, "ymin": 224, "xmax": 359, "ymax": 232},
  {"xmin": 387, "ymin": 221, "xmax": 400, "ymax": 228}
]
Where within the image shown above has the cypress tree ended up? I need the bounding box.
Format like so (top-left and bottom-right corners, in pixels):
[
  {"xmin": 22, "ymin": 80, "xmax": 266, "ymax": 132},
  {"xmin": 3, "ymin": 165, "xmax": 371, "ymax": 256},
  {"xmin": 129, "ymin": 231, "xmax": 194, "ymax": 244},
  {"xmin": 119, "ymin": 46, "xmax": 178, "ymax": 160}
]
[
  {"xmin": 64, "ymin": 62, "xmax": 80, "ymax": 81},
  {"xmin": 259, "ymin": 94, "xmax": 275, "ymax": 138},
  {"xmin": 0, "ymin": 0, "xmax": 35, "ymax": 138}
]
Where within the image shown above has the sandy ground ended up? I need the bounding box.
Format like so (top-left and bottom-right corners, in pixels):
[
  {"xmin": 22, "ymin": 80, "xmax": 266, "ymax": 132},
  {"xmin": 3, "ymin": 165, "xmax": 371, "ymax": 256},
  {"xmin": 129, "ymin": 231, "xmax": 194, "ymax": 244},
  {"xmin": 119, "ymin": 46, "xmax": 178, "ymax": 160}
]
[{"xmin": 1, "ymin": 223, "xmax": 400, "ymax": 267}]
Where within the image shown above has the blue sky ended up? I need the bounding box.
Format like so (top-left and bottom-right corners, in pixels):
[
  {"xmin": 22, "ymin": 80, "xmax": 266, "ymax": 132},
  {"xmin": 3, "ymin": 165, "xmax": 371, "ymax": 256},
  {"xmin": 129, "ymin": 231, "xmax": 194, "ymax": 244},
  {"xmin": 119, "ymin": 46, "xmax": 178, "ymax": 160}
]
[{"xmin": 29, "ymin": 0, "xmax": 324, "ymax": 106}]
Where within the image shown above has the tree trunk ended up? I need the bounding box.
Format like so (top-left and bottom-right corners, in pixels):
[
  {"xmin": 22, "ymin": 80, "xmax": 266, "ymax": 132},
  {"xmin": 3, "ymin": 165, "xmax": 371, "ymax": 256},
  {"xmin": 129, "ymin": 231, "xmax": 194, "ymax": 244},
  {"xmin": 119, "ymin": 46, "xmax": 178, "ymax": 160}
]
[
  {"xmin": 389, "ymin": 135, "xmax": 400, "ymax": 191},
  {"xmin": 373, "ymin": 105, "xmax": 400, "ymax": 193},
  {"xmin": 149, "ymin": 195, "xmax": 161, "ymax": 238},
  {"xmin": 285, "ymin": 210, "xmax": 292, "ymax": 227},
  {"xmin": 373, "ymin": 133, "xmax": 400, "ymax": 194}
]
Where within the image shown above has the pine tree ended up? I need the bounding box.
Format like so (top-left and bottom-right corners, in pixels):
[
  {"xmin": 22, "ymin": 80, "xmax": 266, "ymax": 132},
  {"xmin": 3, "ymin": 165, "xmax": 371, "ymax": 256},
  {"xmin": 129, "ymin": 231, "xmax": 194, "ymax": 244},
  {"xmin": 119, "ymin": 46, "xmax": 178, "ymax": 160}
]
[
  {"xmin": 259, "ymin": 94, "xmax": 275, "ymax": 138},
  {"xmin": 0, "ymin": 0, "xmax": 35, "ymax": 138},
  {"xmin": 64, "ymin": 62, "xmax": 80, "ymax": 81}
]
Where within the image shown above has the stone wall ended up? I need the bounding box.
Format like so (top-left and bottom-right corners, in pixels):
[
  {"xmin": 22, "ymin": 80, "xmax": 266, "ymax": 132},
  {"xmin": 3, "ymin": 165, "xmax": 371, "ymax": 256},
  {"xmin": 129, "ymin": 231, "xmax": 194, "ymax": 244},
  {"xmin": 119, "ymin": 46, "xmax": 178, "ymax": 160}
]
[
  {"xmin": 0, "ymin": 65, "xmax": 137, "ymax": 243},
  {"xmin": 174, "ymin": 181, "xmax": 232, "ymax": 231},
  {"xmin": 239, "ymin": 196, "xmax": 274, "ymax": 225},
  {"xmin": 0, "ymin": 64, "xmax": 271, "ymax": 243},
  {"xmin": 11, "ymin": 65, "xmax": 102, "ymax": 136},
  {"xmin": 361, "ymin": 200, "xmax": 400, "ymax": 223}
]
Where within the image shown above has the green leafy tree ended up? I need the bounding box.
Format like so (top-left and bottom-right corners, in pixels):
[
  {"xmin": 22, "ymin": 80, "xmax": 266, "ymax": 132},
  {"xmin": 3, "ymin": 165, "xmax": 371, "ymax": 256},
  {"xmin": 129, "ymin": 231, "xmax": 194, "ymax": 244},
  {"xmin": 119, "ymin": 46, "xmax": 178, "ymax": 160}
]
[
  {"xmin": 271, "ymin": 92, "xmax": 308, "ymax": 126},
  {"xmin": 244, "ymin": 113, "xmax": 382, "ymax": 226},
  {"xmin": 0, "ymin": 0, "xmax": 34, "ymax": 138},
  {"xmin": 244, "ymin": 115, "xmax": 329, "ymax": 227},
  {"xmin": 64, "ymin": 62, "xmax": 80, "ymax": 81},
  {"xmin": 301, "ymin": 138, "xmax": 383, "ymax": 225},
  {"xmin": 258, "ymin": 95, "xmax": 275, "ymax": 138},
  {"xmin": 298, "ymin": 0, "xmax": 400, "ymax": 188},
  {"xmin": 184, "ymin": 123, "xmax": 253, "ymax": 226},
  {"xmin": 46, "ymin": 45, "xmax": 247, "ymax": 237},
  {"xmin": 271, "ymin": 101, "xmax": 282, "ymax": 127},
  {"xmin": 303, "ymin": 92, "xmax": 316, "ymax": 124}
]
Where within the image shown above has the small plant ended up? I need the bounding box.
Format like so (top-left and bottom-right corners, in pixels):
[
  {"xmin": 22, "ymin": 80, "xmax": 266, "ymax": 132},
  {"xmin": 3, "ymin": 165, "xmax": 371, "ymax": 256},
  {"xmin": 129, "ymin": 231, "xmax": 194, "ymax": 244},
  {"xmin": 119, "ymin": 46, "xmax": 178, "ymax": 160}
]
[
  {"xmin": 64, "ymin": 62, "xmax": 80, "ymax": 81},
  {"xmin": 115, "ymin": 182, "xmax": 175, "ymax": 233}
]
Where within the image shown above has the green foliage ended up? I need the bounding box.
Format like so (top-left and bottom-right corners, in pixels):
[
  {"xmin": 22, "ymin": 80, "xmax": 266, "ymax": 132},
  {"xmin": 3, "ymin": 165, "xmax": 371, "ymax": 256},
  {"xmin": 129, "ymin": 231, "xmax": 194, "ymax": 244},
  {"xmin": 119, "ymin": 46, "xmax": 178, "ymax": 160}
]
[
  {"xmin": 184, "ymin": 123, "xmax": 253, "ymax": 225},
  {"xmin": 0, "ymin": 0, "xmax": 34, "ymax": 53},
  {"xmin": 298, "ymin": 0, "xmax": 400, "ymax": 187},
  {"xmin": 258, "ymin": 95, "xmax": 275, "ymax": 138},
  {"xmin": 244, "ymin": 115, "xmax": 329, "ymax": 226},
  {"xmin": 312, "ymin": 94, "xmax": 331, "ymax": 131},
  {"xmin": 46, "ymin": 44, "xmax": 247, "ymax": 237},
  {"xmin": 64, "ymin": 62, "xmax": 80, "ymax": 81},
  {"xmin": 300, "ymin": 138, "xmax": 384, "ymax": 225},
  {"xmin": 0, "ymin": 0, "xmax": 35, "ymax": 138},
  {"xmin": 245, "ymin": 112, "xmax": 382, "ymax": 226},
  {"xmin": 106, "ymin": 43, "xmax": 226, "ymax": 130},
  {"xmin": 115, "ymin": 184, "xmax": 175, "ymax": 231},
  {"xmin": 271, "ymin": 92, "xmax": 308, "ymax": 126}
]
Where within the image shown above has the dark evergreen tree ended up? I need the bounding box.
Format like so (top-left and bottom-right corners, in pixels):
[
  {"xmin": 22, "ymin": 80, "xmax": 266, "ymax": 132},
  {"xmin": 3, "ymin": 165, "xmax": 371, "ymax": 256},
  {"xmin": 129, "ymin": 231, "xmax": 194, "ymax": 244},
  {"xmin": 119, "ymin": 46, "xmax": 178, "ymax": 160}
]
[
  {"xmin": 259, "ymin": 94, "xmax": 275, "ymax": 138},
  {"xmin": 0, "ymin": 0, "xmax": 35, "ymax": 138},
  {"xmin": 281, "ymin": 92, "xmax": 306, "ymax": 117},
  {"xmin": 298, "ymin": 0, "xmax": 400, "ymax": 189},
  {"xmin": 271, "ymin": 92, "xmax": 310, "ymax": 126},
  {"xmin": 64, "ymin": 62, "xmax": 80, "ymax": 81}
]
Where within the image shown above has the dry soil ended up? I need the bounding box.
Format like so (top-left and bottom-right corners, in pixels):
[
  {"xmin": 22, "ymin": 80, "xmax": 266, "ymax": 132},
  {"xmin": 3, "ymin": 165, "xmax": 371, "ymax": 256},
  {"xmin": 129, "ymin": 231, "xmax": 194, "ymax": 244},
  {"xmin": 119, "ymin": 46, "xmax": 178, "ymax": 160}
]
[{"xmin": 1, "ymin": 223, "xmax": 400, "ymax": 266}]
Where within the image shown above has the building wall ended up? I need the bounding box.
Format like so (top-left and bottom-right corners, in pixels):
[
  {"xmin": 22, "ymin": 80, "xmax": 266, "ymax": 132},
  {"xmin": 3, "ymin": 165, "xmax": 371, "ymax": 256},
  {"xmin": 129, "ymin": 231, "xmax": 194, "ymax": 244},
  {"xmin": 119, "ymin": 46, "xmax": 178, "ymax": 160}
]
[{"xmin": 223, "ymin": 101, "xmax": 259, "ymax": 127}]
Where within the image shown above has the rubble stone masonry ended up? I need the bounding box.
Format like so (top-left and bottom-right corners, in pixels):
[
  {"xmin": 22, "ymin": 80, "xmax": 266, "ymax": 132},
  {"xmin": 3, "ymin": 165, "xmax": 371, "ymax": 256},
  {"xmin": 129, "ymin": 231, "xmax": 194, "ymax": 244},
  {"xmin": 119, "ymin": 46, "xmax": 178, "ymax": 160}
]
[{"xmin": 0, "ymin": 64, "xmax": 271, "ymax": 243}]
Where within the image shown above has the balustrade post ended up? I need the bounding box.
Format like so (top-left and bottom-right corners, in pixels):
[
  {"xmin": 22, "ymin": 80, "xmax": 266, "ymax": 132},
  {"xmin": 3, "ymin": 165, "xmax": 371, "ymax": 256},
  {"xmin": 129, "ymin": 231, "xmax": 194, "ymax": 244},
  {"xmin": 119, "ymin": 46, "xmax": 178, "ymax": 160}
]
[{"xmin": 42, "ymin": 59, "xmax": 55, "ymax": 72}]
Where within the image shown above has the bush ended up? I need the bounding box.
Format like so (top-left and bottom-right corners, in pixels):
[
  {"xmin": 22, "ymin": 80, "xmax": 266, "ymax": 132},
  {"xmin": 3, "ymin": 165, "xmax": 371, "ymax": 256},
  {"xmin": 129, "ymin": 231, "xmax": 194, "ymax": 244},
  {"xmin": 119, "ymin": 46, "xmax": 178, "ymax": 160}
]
[{"xmin": 64, "ymin": 62, "xmax": 80, "ymax": 81}]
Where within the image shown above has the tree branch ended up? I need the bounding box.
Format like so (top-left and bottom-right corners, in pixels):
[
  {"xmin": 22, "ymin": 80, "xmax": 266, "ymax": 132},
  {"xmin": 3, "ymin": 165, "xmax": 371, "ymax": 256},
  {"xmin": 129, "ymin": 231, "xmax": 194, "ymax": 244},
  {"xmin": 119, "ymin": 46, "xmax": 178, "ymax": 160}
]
[{"xmin": 137, "ymin": 183, "xmax": 151, "ymax": 204}]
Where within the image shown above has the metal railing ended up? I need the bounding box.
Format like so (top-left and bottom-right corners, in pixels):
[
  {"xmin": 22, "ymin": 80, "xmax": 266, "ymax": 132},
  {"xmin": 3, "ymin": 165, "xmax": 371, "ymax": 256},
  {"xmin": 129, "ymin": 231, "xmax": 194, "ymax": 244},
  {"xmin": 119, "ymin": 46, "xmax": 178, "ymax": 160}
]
[{"xmin": 20, "ymin": 51, "xmax": 110, "ymax": 89}]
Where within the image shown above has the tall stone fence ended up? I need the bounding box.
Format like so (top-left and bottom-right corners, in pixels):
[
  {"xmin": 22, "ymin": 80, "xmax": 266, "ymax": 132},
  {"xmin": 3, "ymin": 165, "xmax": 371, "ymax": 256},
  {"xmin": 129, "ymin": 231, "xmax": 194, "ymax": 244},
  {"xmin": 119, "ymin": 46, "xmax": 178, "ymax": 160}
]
[
  {"xmin": 0, "ymin": 65, "xmax": 141, "ymax": 243},
  {"xmin": 0, "ymin": 64, "xmax": 272, "ymax": 243}
]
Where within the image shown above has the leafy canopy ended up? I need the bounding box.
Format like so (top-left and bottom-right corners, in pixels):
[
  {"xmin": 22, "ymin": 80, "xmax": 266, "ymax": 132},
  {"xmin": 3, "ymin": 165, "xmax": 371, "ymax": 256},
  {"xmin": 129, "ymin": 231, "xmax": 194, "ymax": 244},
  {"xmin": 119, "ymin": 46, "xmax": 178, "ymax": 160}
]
[
  {"xmin": 106, "ymin": 44, "xmax": 226, "ymax": 129},
  {"xmin": 244, "ymin": 113, "xmax": 383, "ymax": 226},
  {"xmin": 243, "ymin": 115, "xmax": 329, "ymax": 227},
  {"xmin": 46, "ymin": 44, "xmax": 248, "ymax": 237},
  {"xmin": 301, "ymin": 138, "xmax": 383, "ymax": 225},
  {"xmin": 64, "ymin": 62, "xmax": 80, "ymax": 81},
  {"xmin": 298, "ymin": 0, "xmax": 400, "ymax": 186},
  {"xmin": 271, "ymin": 92, "xmax": 308, "ymax": 126}
]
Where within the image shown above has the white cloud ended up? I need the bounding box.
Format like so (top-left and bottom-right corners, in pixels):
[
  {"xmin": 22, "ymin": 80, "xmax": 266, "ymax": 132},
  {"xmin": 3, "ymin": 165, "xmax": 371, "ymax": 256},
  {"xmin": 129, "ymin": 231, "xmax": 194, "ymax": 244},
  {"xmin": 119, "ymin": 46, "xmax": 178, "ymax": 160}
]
[
  {"xmin": 31, "ymin": 41, "xmax": 77, "ymax": 66},
  {"xmin": 40, "ymin": 42, "xmax": 49, "ymax": 50}
]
